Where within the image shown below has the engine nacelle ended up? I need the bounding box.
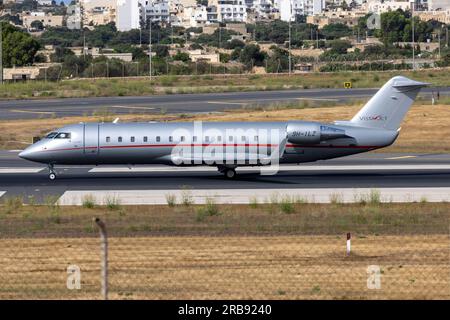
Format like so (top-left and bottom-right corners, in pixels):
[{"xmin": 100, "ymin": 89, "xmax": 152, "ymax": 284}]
[{"xmin": 287, "ymin": 122, "xmax": 347, "ymax": 145}]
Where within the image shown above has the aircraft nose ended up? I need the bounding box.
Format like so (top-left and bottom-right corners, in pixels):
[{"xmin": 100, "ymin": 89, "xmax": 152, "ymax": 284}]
[{"xmin": 19, "ymin": 148, "xmax": 38, "ymax": 161}]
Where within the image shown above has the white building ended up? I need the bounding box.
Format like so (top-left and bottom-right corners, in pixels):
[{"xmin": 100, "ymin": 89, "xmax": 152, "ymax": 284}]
[
  {"xmin": 66, "ymin": 3, "xmax": 82, "ymax": 29},
  {"xmin": 177, "ymin": 5, "xmax": 219, "ymax": 27},
  {"xmin": 279, "ymin": 0, "xmax": 325, "ymax": 22},
  {"xmin": 210, "ymin": 0, "xmax": 247, "ymax": 23},
  {"xmin": 428, "ymin": 0, "xmax": 450, "ymax": 11},
  {"xmin": 140, "ymin": 0, "xmax": 170, "ymax": 24},
  {"xmin": 367, "ymin": 0, "xmax": 411, "ymax": 14},
  {"xmin": 253, "ymin": 0, "xmax": 274, "ymax": 19},
  {"xmin": 37, "ymin": 0, "xmax": 53, "ymax": 5},
  {"xmin": 117, "ymin": 0, "xmax": 140, "ymax": 31}
]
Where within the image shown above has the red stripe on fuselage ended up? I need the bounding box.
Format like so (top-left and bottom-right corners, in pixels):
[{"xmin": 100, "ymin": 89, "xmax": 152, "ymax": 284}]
[{"xmin": 40, "ymin": 143, "xmax": 379, "ymax": 153}]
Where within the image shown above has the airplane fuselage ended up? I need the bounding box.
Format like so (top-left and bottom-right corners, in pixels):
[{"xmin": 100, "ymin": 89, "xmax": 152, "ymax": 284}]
[{"xmin": 19, "ymin": 121, "xmax": 398, "ymax": 166}]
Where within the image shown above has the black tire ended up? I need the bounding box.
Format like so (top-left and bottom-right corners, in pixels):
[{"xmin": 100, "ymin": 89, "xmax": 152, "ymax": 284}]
[{"xmin": 225, "ymin": 169, "xmax": 236, "ymax": 179}]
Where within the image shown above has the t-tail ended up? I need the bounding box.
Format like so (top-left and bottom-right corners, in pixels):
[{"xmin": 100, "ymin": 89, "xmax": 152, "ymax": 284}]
[{"xmin": 350, "ymin": 76, "xmax": 429, "ymax": 130}]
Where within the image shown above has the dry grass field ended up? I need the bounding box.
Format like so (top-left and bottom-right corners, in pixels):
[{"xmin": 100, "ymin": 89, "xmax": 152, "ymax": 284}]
[
  {"xmin": 0, "ymin": 235, "xmax": 448, "ymax": 299},
  {"xmin": 1, "ymin": 102, "xmax": 449, "ymax": 153},
  {"xmin": 0, "ymin": 203, "xmax": 449, "ymax": 299}
]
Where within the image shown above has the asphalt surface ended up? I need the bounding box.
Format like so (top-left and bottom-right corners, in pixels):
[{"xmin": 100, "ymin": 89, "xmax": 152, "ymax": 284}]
[
  {"xmin": 1, "ymin": 151, "xmax": 450, "ymax": 203},
  {"xmin": 0, "ymin": 87, "xmax": 449, "ymax": 120}
]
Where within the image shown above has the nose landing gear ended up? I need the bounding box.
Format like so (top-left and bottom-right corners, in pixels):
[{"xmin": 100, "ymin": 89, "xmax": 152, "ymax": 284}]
[{"xmin": 48, "ymin": 164, "xmax": 56, "ymax": 181}]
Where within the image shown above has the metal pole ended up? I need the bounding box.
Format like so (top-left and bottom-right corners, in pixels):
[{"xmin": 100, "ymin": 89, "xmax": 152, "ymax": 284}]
[
  {"xmin": 411, "ymin": 1, "xmax": 415, "ymax": 70},
  {"xmin": 316, "ymin": 30, "xmax": 319, "ymax": 49},
  {"xmin": 0, "ymin": 22, "xmax": 3, "ymax": 85},
  {"xmin": 94, "ymin": 218, "xmax": 108, "ymax": 300},
  {"xmin": 446, "ymin": 27, "xmax": 449, "ymax": 47},
  {"xmin": 438, "ymin": 28, "xmax": 441, "ymax": 59},
  {"xmin": 149, "ymin": 23, "xmax": 152, "ymax": 81},
  {"xmin": 288, "ymin": 15, "xmax": 292, "ymax": 75}
]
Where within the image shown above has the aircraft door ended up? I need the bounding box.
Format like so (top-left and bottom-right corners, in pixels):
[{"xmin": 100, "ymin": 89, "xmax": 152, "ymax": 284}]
[{"xmin": 84, "ymin": 123, "xmax": 99, "ymax": 155}]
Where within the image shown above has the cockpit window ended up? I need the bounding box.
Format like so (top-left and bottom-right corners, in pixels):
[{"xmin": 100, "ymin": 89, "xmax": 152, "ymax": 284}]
[
  {"xmin": 55, "ymin": 132, "xmax": 71, "ymax": 139},
  {"xmin": 45, "ymin": 132, "xmax": 58, "ymax": 139}
]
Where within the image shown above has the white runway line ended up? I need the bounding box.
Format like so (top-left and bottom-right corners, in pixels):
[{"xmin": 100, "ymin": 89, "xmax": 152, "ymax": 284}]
[
  {"xmin": 57, "ymin": 187, "xmax": 450, "ymax": 206},
  {"xmin": 88, "ymin": 164, "xmax": 450, "ymax": 173},
  {"xmin": 0, "ymin": 168, "xmax": 44, "ymax": 173}
]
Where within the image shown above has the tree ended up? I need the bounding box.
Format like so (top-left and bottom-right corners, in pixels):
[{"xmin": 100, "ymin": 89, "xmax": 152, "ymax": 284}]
[
  {"xmin": 30, "ymin": 20, "xmax": 44, "ymax": 31},
  {"xmin": 173, "ymin": 51, "xmax": 190, "ymax": 62},
  {"xmin": 1, "ymin": 22, "xmax": 40, "ymax": 67},
  {"xmin": 239, "ymin": 44, "xmax": 266, "ymax": 68},
  {"xmin": 153, "ymin": 44, "xmax": 169, "ymax": 58},
  {"xmin": 321, "ymin": 23, "xmax": 352, "ymax": 40}
]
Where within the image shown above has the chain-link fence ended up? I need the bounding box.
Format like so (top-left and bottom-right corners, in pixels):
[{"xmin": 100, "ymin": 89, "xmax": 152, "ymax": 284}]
[
  {"xmin": 21, "ymin": 59, "xmax": 438, "ymax": 82},
  {"xmin": 0, "ymin": 203, "xmax": 449, "ymax": 300}
]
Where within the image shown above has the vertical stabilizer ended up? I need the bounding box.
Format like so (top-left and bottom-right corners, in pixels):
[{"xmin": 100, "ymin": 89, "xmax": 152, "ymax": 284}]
[{"xmin": 350, "ymin": 76, "xmax": 428, "ymax": 130}]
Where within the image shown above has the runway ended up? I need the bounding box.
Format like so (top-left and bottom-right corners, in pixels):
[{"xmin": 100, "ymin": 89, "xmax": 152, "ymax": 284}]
[
  {"xmin": 1, "ymin": 151, "xmax": 450, "ymax": 204},
  {"xmin": 0, "ymin": 87, "xmax": 449, "ymax": 120}
]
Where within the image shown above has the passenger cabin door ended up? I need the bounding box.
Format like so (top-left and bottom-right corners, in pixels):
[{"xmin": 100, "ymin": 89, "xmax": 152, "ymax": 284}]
[{"xmin": 84, "ymin": 123, "xmax": 99, "ymax": 155}]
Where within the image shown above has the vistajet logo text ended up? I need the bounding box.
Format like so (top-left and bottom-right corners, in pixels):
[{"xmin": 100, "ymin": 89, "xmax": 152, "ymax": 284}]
[{"xmin": 359, "ymin": 115, "xmax": 387, "ymax": 121}]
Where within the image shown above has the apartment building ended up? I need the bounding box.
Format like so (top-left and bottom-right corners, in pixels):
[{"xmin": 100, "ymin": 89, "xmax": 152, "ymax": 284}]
[
  {"xmin": 210, "ymin": 0, "xmax": 247, "ymax": 23},
  {"xmin": 80, "ymin": 0, "xmax": 117, "ymax": 26},
  {"xmin": 117, "ymin": 0, "xmax": 140, "ymax": 31},
  {"xmin": 366, "ymin": 0, "xmax": 411, "ymax": 14},
  {"xmin": 279, "ymin": 0, "xmax": 325, "ymax": 22},
  {"xmin": 140, "ymin": 0, "xmax": 171, "ymax": 24}
]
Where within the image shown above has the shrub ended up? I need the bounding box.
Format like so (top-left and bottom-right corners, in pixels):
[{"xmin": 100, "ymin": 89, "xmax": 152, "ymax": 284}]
[
  {"xmin": 181, "ymin": 187, "xmax": 194, "ymax": 206},
  {"xmin": 279, "ymin": 196, "xmax": 295, "ymax": 214},
  {"xmin": 3, "ymin": 196, "xmax": 23, "ymax": 214},
  {"xmin": 82, "ymin": 194, "xmax": 96, "ymax": 209},
  {"xmin": 165, "ymin": 194, "xmax": 176, "ymax": 207},
  {"xmin": 105, "ymin": 195, "xmax": 121, "ymax": 210}
]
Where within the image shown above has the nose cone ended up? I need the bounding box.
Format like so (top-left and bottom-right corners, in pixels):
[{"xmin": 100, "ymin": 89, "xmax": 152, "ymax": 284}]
[{"xmin": 19, "ymin": 146, "xmax": 40, "ymax": 162}]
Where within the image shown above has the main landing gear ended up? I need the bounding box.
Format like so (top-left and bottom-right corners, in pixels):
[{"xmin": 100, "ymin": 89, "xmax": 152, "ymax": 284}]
[
  {"xmin": 48, "ymin": 164, "xmax": 56, "ymax": 181},
  {"xmin": 218, "ymin": 166, "xmax": 237, "ymax": 179}
]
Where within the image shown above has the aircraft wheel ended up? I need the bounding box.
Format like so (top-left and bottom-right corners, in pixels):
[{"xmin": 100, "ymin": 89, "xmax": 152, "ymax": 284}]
[
  {"xmin": 224, "ymin": 169, "xmax": 236, "ymax": 179},
  {"xmin": 49, "ymin": 173, "xmax": 56, "ymax": 181}
]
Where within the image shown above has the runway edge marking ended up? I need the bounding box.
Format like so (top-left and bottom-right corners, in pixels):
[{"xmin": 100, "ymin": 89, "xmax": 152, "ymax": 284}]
[
  {"xmin": 57, "ymin": 187, "xmax": 450, "ymax": 206},
  {"xmin": 0, "ymin": 168, "xmax": 45, "ymax": 174},
  {"xmin": 88, "ymin": 164, "xmax": 450, "ymax": 173}
]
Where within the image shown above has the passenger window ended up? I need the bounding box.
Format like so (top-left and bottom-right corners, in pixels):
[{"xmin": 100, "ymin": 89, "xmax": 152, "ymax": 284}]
[
  {"xmin": 143, "ymin": 136, "xmax": 148, "ymax": 142},
  {"xmin": 156, "ymin": 136, "xmax": 160, "ymax": 142},
  {"xmin": 217, "ymin": 136, "xmax": 222, "ymax": 142},
  {"xmin": 181, "ymin": 136, "xmax": 185, "ymax": 142},
  {"xmin": 241, "ymin": 136, "xmax": 246, "ymax": 142},
  {"xmin": 106, "ymin": 137, "xmax": 110, "ymax": 143},
  {"xmin": 205, "ymin": 136, "xmax": 210, "ymax": 142},
  {"xmin": 169, "ymin": 136, "xmax": 173, "ymax": 142},
  {"xmin": 229, "ymin": 136, "xmax": 233, "ymax": 142},
  {"xmin": 118, "ymin": 137, "xmax": 122, "ymax": 143},
  {"xmin": 193, "ymin": 136, "xmax": 197, "ymax": 142},
  {"xmin": 254, "ymin": 136, "xmax": 258, "ymax": 141},
  {"xmin": 131, "ymin": 136, "xmax": 135, "ymax": 142},
  {"xmin": 55, "ymin": 132, "xmax": 71, "ymax": 139}
]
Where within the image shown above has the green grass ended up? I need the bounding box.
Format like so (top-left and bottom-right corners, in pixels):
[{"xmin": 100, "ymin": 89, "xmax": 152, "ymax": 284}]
[{"xmin": 0, "ymin": 69, "xmax": 448, "ymax": 100}]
